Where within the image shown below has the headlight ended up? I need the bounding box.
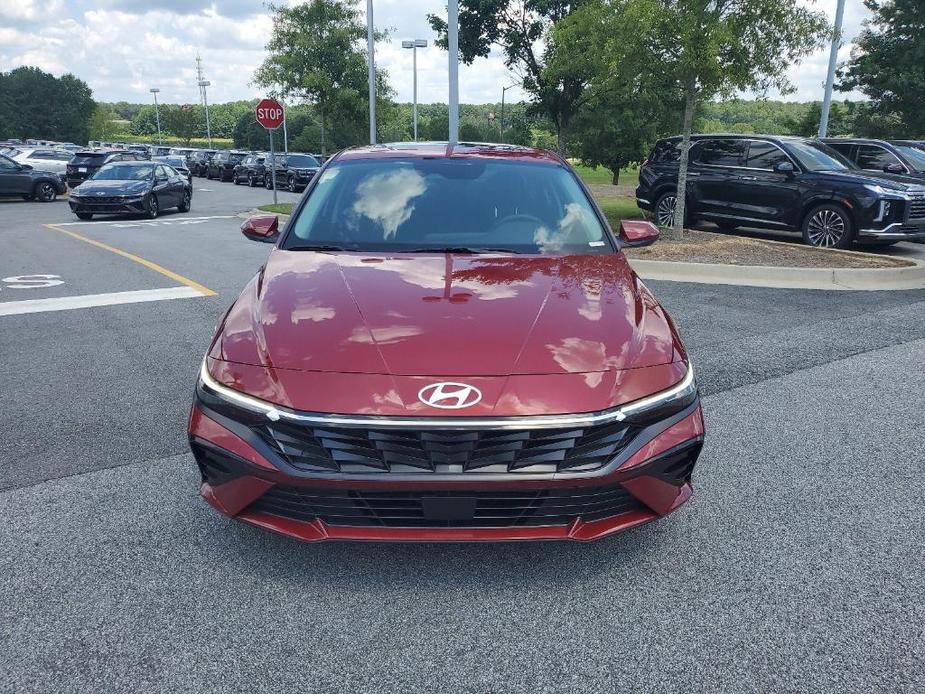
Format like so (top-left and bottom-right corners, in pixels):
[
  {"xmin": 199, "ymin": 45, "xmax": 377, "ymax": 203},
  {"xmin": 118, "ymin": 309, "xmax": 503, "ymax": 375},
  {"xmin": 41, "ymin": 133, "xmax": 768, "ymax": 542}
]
[{"xmin": 619, "ymin": 361, "xmax": 698, "ymax": 424}]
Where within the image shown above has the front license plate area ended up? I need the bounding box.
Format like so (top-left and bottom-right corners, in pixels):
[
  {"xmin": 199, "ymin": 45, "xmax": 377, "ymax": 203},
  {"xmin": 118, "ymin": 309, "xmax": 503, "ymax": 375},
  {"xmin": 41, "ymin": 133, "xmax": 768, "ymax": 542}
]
[{"xmin": 421, "ymin": 497, "xmax": 476, "ymax": 522}]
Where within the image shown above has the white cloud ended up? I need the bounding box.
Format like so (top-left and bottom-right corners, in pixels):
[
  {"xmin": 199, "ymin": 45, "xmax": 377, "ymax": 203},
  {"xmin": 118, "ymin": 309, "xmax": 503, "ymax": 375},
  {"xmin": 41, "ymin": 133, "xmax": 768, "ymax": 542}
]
[{"xmin": 0, "ymin": 0, "xmax": 871, "ymax": 105}]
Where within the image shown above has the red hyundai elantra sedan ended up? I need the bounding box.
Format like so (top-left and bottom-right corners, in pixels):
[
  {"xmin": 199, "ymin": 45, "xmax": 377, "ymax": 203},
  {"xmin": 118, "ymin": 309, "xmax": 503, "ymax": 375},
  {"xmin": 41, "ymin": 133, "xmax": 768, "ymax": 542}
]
[{"xmin": 188, "ymin": 142, "xmax": 704, "ymax": 542}]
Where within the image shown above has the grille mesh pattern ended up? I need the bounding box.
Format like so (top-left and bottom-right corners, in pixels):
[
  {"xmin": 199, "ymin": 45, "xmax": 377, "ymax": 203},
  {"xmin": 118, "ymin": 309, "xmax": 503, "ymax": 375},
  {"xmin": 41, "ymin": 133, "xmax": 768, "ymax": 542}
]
[
  {"xmin": 248, "ymin": 484, "xmax": 646, "ymax": 528},
  {"xmin": 908, "ymin": 196, "xmax": 925, "ymax": 220},
  {"xmin": 253, "ymin": 420, "xmax": 638, "ymax": 474}
]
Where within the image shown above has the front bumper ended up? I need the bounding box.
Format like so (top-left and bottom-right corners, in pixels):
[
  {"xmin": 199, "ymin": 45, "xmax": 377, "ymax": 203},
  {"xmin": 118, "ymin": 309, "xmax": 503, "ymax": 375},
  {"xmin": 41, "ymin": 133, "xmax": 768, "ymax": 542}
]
[
  {"xmin": 858, "ymin": 221, "xmax": 925, "ymax": 240},
  {"xmin": 188, "ymin": 393, "xmax": 705, "ymax": 543},
  {"xmin": 68, "ymin": 196, "xmax": 146, "ymax": 214}
]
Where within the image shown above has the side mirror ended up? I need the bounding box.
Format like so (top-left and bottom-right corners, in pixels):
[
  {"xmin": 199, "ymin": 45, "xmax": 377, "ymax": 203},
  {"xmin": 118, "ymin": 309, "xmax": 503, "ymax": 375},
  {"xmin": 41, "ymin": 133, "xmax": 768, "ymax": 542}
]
[
  {"xmin": 19, "ymin": 163, "xmax": 33, "ymax": 171},
  {"xmin": 618, "ymin": 220, "xmax": 659, "ymax": 248},
  {"xmin": 884, "ymin": 162, "xmax": 905, "ymax": 174},
  {"xmin": 241, "ymin": 215, "xmax": 280, "ymax": 244},
  {"xmin": 773, "ymin": 161, "xmax": 795, "ymax": 174}
]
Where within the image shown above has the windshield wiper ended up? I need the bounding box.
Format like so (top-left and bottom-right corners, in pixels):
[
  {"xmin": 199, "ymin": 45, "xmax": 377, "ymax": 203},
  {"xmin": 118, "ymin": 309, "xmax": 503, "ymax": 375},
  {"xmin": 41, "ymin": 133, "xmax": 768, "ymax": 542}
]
[
  {"xmin": 286, "ymin": 244, "xmax": 352, "ymax": 252},
  {"xmin": 398, "ymin": 246, "xmax": 521, "ymax": 254}
]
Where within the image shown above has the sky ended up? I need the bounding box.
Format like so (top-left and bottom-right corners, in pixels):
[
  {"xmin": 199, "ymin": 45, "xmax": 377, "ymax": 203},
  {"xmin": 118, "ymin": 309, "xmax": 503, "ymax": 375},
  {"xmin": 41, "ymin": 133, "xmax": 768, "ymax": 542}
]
[{"xmin": 0, "ymin": 0, "xmax": 871, "ymax": 106}]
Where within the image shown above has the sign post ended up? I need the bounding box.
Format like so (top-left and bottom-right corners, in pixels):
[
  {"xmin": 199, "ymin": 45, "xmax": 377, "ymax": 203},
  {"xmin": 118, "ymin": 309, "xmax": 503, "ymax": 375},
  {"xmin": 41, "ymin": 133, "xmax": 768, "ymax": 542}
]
[{"xmin": 255, "ymin": 98, "xmax": 285, "ymax": 205}]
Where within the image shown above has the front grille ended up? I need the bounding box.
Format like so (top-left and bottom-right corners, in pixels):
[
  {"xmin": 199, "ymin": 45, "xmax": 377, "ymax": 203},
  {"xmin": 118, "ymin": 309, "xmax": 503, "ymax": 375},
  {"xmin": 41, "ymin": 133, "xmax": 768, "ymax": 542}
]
[
  {"xmin": 898, "ymin": 224, "xmax": 925, "ymax": 234},
  {"xmin": 76, "ymin": 196, "xmax": 124, "ymax": 204},
  {"xmin": 248, "ymin": 483, "xmax": 646, "ymax": 528},
  {"xmin": 908, "ymin": 196, "xmax": 925, "ymax": 220},
  {"xmin": 253, "ymin": 419, "xmax": 639, "ymax": 475}
]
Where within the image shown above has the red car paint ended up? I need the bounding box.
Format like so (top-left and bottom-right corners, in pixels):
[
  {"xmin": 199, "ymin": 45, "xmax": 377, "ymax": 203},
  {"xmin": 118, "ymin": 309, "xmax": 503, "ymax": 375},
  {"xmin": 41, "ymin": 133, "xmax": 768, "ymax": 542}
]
[{"xmin": 189, "ymin": 143, "xmax": 704, "ymax": 542}]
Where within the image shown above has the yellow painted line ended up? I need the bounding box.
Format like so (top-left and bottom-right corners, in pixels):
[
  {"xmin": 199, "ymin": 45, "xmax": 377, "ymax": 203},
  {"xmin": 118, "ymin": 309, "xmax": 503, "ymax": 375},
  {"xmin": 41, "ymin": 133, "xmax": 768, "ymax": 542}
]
[{"xmin": 44, "ymin": 223, "xmax": 216, "ymax": 297}]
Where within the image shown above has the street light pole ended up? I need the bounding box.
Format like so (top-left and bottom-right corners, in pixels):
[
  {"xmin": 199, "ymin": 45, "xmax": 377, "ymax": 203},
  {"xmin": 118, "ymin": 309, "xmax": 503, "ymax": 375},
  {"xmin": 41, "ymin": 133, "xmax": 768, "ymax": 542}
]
[
  {"xmin": 149, "ymin": 88, "xmax": 162, "ymax": 145},
  {"xmin": 199, "ymin": 80, "xmax": 213, "ymax": 147},
  {"xmin": 402, "ymin": 39, "xmax": 428, "ymax": 141},
  {"xmin": 818, "ymin": 0, "xmax": 846, "ymax": 138},
  {"xmin": 367, "ymin": 0, "xmax": 376, "ymax": 144},
  {"xmin": 500, "ymin": 85, "xmax": 515, "ymax": 143},
  {"xmin": 448, "ymin": 0, "xmax": 459, "ymax": 144}
]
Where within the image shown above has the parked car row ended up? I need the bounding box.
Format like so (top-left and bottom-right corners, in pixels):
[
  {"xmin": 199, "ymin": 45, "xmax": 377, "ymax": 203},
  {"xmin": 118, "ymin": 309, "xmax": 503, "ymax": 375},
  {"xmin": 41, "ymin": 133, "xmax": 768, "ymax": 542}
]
[
  {"xmin": 636, "ymin": 135, "xmax": 925, "ymax": 248},
  {"xmin": 186, "ymin": 149, "xmax": 322, "ymax": 193}
]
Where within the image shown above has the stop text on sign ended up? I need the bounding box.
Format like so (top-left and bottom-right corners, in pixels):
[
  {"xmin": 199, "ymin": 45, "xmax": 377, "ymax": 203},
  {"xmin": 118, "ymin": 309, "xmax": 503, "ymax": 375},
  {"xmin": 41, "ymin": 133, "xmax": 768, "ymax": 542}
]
[{"xmin": 255, "ymin": 98, "xmax": 285, "ymax": 129}]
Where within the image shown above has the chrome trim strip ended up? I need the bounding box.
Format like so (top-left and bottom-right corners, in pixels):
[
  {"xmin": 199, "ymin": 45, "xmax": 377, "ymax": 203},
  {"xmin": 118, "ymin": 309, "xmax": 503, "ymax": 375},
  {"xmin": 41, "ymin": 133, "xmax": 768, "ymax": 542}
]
[
  {"xmin": 199, "ymin": 360, "xmax": 695, "ymax": 429},
  {"xmin": 700, "ymin": 211, "xmax": 790, "ymax": 227},
  {"xmin": 636, "ymin": 197, "xmax": 651, "ymax": 206}
]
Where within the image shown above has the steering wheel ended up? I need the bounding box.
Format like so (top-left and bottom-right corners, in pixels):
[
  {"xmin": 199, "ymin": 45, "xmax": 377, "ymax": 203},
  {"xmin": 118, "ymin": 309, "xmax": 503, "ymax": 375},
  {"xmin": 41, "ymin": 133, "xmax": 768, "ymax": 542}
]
[{"xmin": 489, "ymin": 213, "xmax": 547, "ymax": 236}]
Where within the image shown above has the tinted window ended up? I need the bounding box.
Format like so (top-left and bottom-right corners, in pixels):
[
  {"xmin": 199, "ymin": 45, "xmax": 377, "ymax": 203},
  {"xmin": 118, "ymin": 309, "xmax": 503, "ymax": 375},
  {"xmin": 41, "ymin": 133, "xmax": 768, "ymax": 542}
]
[
  {"xmin": 826, "ymin": 142, "xmax": 854, "ymax": 158},
  {"xmin": 93, "ymin": 164, "xmax": 154, "ymax": 180},
  {"xmin": 783, "ymin": 140, "xmax": 854, "ymax": 172},
  {"xmin": 649, "ymin": 140, "xmax": 681, "ymax": 163},
  {"xmin": 72, "ymin": 153, "xmax": 110, "ymax": 165},
  {"xmin": 155, "ymin": 165, "xmax": 169, "ymax": 178},
  {"xmin": 287, "ymin": 154, "xmax": 320, "ymax": 167},
  {"xmin": 746, "ymin": 141, "xmax": 790, "ymax": 170},
  {"xmin": 0, "ymin": 155, "xmax": 17, "ymax": 170},
  {"xmin": 894, "ymin": 145, "xmax": 925, "ymax": 170},
  {"xmin": 697, "ymin": 139, "xmax": 746, "ymax": 167},
  {"xmin": 288, "ymin": 159, "xmax": 609, "ymax": 255},
  {"xmin": 228, "ymin": 154, "xmax": 245, "ymax": 164},
  {"xmin": 856, "ymin": 145, "xmax": 903, "ymax": 171}
]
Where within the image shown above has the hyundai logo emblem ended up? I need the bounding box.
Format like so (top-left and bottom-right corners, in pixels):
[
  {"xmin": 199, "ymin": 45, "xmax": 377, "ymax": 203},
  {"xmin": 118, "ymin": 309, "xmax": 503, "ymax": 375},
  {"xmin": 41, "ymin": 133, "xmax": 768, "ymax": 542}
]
[{"xmin": 417, "ymin": 382, "xmax": 482, "ymax": 410}]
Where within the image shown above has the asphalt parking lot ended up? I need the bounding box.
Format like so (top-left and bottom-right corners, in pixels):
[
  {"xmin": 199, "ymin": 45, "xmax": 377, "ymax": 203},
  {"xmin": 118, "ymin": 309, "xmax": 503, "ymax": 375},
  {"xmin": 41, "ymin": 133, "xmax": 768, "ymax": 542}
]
[{"xmin": 2, "ymin": 182, "xmax": 924, "ymax": 693}]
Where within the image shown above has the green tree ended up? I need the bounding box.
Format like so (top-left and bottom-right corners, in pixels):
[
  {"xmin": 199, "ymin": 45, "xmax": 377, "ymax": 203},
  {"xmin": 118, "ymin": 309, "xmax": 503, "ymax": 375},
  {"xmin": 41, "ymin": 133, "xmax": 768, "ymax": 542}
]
[
  {"xmin": 582, "ymin": 0, "xmax": 829, "ymax": 238},
  {"xmin": 255, "ymin": 0, "xmax": 388, "ymax": 156},
  {"xmin": 428, "ymin": 1, "xmax": 596, "ymax": 154},
  {"xmin": 0, "ymin": 66, "xmax": 94, "ymax": 143},
  {"xmin": 162, "ymin": 104, "xmax": 200, "ymax": 144},
  {"xmin": 88, "ymin": 104, "xmax": 117, "ymax": 141},
  {"xmin": 839, "ymin": 0, "xmax": 925, "ymax": 138}
]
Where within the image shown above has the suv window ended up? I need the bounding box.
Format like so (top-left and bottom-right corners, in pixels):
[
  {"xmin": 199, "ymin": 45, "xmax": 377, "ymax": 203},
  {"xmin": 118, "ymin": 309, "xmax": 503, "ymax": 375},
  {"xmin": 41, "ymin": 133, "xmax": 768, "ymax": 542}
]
[
  {"xmin": 856, "ymin": 145, "xmax": 903, "ymax": 171},
  {"xmin": 746, "ymin": 141, "xmax": 790, "ymax": 170},
  {"xmin": 697, "ymin": 139, "xmax": 746, "ymax": 167},
  {"xmin": 650, "ymin": 140, "xmax": 681, "ymax": 163},
  {"xmin": 0, "ymin": 155, "xmax": 18, "ymax": 170},
  {"xmin": 826, "ymin": 142, "xmax": 854, "ymax": 159}
]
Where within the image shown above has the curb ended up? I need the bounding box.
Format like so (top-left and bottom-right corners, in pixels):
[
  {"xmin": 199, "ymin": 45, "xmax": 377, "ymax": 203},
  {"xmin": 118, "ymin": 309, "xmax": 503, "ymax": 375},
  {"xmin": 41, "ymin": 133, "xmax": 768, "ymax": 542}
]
[{"xmin": 629, "ymin": 257, "xmax": 925, "ymax": 291}]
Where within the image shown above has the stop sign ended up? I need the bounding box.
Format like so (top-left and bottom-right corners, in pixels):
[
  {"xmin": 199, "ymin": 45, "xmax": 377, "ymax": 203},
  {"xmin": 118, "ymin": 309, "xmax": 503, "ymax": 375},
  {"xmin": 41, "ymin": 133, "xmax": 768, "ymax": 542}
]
[{"xmin": 255, "ymin": 98, "xmax": 285, "ymax": 129}]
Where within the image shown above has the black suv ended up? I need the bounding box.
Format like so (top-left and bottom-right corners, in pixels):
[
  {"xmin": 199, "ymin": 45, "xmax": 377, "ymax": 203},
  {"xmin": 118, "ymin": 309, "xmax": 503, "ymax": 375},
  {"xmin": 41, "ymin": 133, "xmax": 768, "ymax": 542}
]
[
  {"xmin": 67, "ymin": 150, "xmax": 144, "ymax": 189},
  {"xmin": 823, "ymin": 138, "xmax": 925, "ymax": 180},
  {"xmin": 636, "ymin": 134, "xmax": 925, "ymax": 248},
  {"xmin": 207, "ymin": 151, "xmax": 248, "ymax": 182},
  {"xmin": 188, "ymin": 150, "xmax": 216, "ymax": 177},
  {"xmin": 232, "ymin": 153, "xmax": 267, "ymax": 186},
  {"xmin": 266, "ymin": 152, "xmax": 320, "ymax": 192},
  {"xmin": 0, "ymin": 153, "xmax": 66, "ymax": 201}
]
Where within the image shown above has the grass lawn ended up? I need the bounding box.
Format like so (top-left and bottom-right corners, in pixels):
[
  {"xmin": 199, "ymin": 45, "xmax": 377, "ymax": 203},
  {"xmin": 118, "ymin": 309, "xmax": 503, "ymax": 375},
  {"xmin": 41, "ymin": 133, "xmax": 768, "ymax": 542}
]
[
  {"xmin": 257, "ymin": 203, "xmax": 295, "ymax": 215},
  {"xmin": 571, "ymin": 163, "xmax": 639, "ymax": 187},
  {"xmin": 258, "ymin": 193, "xmax": 645, "ymax": 229}
]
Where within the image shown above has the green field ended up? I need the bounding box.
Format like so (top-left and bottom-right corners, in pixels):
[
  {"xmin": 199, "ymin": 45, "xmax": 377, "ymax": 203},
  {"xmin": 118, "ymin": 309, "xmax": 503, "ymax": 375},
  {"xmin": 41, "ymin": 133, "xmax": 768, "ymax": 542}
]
[
  {"xmin": 571, "ymin": 163, "xmax": 640, "ymax": 186},
  {"xmin": 258, "ymin": 191, "xmax": 645, "ymax": 229}
]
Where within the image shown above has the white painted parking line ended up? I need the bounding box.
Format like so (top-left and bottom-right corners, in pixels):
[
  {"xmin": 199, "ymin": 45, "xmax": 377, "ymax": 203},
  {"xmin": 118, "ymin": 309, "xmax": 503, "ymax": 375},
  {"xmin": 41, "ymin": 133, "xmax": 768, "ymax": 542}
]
[
  {"xmin": 54, "ymin": 215, "xmax": 235, "ymax": 227},
  {"xmin": 0, "ymin": 287, "xmax": 206, "ymax": 316}
]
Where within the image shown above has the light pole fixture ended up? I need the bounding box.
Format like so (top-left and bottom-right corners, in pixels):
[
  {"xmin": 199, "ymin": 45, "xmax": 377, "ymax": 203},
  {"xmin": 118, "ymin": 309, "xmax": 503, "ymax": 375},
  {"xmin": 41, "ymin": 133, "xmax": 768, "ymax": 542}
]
[
  {"xmin": 149, "ymin": 88, "xmax": 162, "ymax": 145},
  {"xmin": 500, "ymin": 84, "xmax": 517, "ymax": 143},
  {"xmin": 448, "ymin": 0, "xmax": 459, "ymax": 144},
  {"xmin": 367, "ymin": 0, "xmax": 376, "ymax": 145},
  {"xmin": 402, "ymin": 39, "xmax": 428, "ymax": 141},
  {"xmin": 819, "ymin": 0, "xmax": 846, "ymax": 137}
]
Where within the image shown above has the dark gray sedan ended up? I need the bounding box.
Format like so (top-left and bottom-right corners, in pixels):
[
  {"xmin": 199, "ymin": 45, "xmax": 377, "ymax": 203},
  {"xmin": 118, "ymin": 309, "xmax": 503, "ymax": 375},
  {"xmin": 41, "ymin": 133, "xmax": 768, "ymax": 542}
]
[{"xmin": 68, "ymin": 161, "xmax": 191, "ymax": 220}]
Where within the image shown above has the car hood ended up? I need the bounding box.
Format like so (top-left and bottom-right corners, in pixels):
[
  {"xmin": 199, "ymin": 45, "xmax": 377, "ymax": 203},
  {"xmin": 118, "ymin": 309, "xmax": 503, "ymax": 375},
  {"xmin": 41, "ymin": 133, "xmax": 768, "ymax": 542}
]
[
  {"xmin": 816, "ymin": 169, "xmax": 925, "ymax": 191},
  {"xmin": 210, "ymin": 250, "xmax": 684, "ymax": 379},
  {"xmin": 73, "ymin": 179, "xmax": 151, "ymax": 195}
]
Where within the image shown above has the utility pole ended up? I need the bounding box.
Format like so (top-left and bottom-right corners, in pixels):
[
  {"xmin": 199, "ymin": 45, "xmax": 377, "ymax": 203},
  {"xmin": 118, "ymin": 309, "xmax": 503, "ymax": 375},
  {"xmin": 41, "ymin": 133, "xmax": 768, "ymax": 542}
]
[
  {"xmin": 149, "ymin": 88, "xmax": 162, "ymax": 145},
  {"xmin": 196, "ymin": 55, "xmax": 213, "ymax": 147},
  {"xmin": 448, "ymin": 0, "xmax": 459, "ymax": 144},
  {"xmin": 402, "ymin": 39, "xmax": 428, "ymax": 141},
  {"xmin": 818, "ymin": 0, "xmax": 846, "ymax": 138},
  {"xmin": 366, "ymin": 0, "xmax": 376, "ymax": 144}
]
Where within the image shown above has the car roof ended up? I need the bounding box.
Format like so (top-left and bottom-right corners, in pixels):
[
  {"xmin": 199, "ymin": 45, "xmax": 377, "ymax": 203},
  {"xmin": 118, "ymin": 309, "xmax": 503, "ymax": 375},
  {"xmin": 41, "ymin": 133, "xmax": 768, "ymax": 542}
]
[
  {"xmin": 820, "ymin": 137, "xmax": 892, "ymax": 146},
  {"xmin": 335, "ymin": 141, "xmax": 563, "ymax": 164}
]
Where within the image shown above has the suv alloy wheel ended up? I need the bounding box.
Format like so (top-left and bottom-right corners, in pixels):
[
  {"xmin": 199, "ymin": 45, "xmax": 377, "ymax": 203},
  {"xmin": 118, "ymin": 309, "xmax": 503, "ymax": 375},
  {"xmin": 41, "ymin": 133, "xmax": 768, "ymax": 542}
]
[
  {"xmin": 654, "ymin": 191, "xmax": 677, "ymax": 227},
  {"xmin": 802, "ymin": 204, "xmax": 854, "ymax": 249},
  {"xmin": 35, "ymin": 181, "xmax": 57, "ymax": 202}
]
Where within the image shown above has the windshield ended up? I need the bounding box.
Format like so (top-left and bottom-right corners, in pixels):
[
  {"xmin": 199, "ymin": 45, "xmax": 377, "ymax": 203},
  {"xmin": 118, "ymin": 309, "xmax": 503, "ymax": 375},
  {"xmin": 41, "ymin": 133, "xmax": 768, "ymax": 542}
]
[
  {"xmin": 285, "ymin": 158, "xmax": 610, "ymax": 255},
  {"xmin": 287, "ymin": 154, "xmax": 319, "ymax": 168},
  {"xmin": 92, "ymin": 164, "xmax": 154, "ymax": 181},
  {"xmin": 157, "ymin": 157, "xmax": 186, "ymax": 168},
  {"xmin": 72, "ymin": 153, "xmax": 109, "ymax": 165},
  {"xmin": 894, "ymin": 145, "xmax": 925, "ymax": 170},
  {"xmin": 784, "ymin": 140, "xmax": 856, "ymax": 172}
]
